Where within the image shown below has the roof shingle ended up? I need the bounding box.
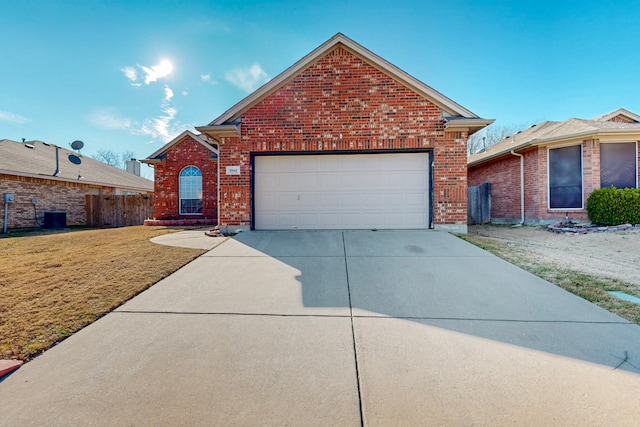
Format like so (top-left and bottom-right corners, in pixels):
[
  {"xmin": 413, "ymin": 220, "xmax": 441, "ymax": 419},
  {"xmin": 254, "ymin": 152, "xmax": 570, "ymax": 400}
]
[{"xmin": 0, "ymin": 139, "xmax": 153, "ymax": 192}]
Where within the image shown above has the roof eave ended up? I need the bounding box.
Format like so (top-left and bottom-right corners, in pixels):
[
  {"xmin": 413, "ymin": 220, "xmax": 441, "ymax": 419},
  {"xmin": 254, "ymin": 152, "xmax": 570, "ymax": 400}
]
[
  {"xmin": 468, "ymin": 128, "xmax": 640, "ymax": 167},
  {"xmin": 143, "ymin": 130, "xmax": 219, "ymax": 162},
  {"xmin": 444, "ymin": 118, "xmax": 495, "ymax": 135},
  {"xmin": 592, "ymin": 108, "xmax": 640, "ymax": 123},
  {"xmin": 531, "ymin": 128, "xmax": 640, "ymax": 147},
  {"xmin": 467, "ymin": 139, "xmax": 533, "ymax": 167},
  {"xmin": 139, "ymin": 158, "xmax": 162, "ymax": 165},
  {"xmin": 195, "ymin": 124, "xmax": 241, "ymax": 139},
  {"xmin": 0, "ymin": 169, "xmax": 153, "ymax": 192}
]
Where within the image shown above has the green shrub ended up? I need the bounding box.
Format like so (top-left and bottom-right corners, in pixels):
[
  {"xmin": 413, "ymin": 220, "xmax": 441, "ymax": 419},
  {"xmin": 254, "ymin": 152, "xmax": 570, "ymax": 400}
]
[{"xmin": 586, "ymin": 187, "xmax": 640, "ymax": 225}]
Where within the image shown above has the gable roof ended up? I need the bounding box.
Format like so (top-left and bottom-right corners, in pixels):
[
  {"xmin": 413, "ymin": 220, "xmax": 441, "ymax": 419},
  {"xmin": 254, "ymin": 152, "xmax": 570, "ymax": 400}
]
[
  {"xmin": 0, "ymin": 139, "xmax": 153, "ymax": 192},
  {"xmin": 141, "ymin": 130, "xmax": 218, "ymax": 164},
  {"xmin": 468, "ymin": 110, "xmax": 640, "ymax": 167},
  {"xmin": 197, "ymin": 33, "xmax": 492, "ymax": 136},
  {"xmin": 592, "ymin": 108, "xmax": 640, "ymax": 123}
]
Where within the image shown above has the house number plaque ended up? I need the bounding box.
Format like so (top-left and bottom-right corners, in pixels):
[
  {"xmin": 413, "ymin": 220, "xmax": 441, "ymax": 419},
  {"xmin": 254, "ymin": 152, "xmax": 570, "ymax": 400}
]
[{"xmin": 226, "ymin": 166, "xmax": 241, "ymax": 175}]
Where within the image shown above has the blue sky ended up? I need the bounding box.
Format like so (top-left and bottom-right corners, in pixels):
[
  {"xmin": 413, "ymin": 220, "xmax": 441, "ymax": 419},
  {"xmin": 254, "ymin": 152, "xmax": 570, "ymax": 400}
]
[{"xmin": 2, "ymin": 0, "xmax": 639, "ymax": 178}]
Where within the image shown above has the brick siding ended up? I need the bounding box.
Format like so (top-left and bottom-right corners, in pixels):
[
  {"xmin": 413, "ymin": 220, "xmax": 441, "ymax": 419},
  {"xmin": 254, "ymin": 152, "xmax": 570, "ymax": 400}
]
[
  {"xmin": 0, "ymin": 174, "xmax": 103, "ymax": 230},
  {"xmin": 152, "ymin": 135, "xmax": 218, "ymax": 220},
  {"xmin": 468, "ymin": 140, "xmax": 640, "ymax": 223},
  {"xmin": 217, "ymin": 46, "xmax": 467, "ymax": 227}
]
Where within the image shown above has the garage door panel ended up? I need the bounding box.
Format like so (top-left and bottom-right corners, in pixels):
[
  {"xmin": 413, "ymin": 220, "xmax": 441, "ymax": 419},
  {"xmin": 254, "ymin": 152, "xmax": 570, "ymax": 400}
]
[
  {"xmin": 360, "ymin": 193, "xmax": 384, "ymax": 208},
  {"xmin": 318, "ymin": 193, "xmax": 341, "ymax": 206},
  {"xmin": 255, "ymin": 153, "xmax": 429, "ymax": 230},
  {"xmin": 404, "ymin": 212, "xmax": 427, "ymax": 224},
  {"xmin": 321, "ymin": 175, "xmax": 343, "ymax": 189}
]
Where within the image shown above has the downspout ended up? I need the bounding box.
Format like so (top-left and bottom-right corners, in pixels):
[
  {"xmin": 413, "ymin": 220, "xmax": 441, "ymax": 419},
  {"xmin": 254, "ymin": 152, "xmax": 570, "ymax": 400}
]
[
  {"xmin": 217, "ymin": 145, "xmax": 221, "ymax": 231},
  {"xmin": 510, "ymin": 149, "xmax": 525, "ymax": 226}
]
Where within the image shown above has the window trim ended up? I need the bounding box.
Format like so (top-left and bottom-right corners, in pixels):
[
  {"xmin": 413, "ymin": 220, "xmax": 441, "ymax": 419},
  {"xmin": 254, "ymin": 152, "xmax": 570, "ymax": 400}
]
[
  {"xmin": 599, "ymin": 141, "xmax": 639, "ymax": 189},
  {"xmin": 547, "ymin": 144, "xmax": 584, "ymax": 210},
  {"xmin": 179, "ymin": 165, "xmax": 203, "ymax": 215}
]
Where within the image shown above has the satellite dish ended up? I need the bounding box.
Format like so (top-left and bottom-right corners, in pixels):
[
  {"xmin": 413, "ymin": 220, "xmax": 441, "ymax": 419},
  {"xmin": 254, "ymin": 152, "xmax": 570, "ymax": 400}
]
[
  {"xmin": 71, "ymin": 140, "xmax": 84, "ymax": 150},
  {"xmin": 68, "ymin": 154, "xmax": 82, "ymax": 165}
]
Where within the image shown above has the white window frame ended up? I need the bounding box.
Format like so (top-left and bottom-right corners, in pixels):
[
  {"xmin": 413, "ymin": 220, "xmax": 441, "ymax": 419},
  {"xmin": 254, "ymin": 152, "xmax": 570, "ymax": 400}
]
[
  {"xmin": 599, "ymin": 141, "xmax": 639, "ymax": 189},
  {"xmin": 179, "ymin": 165, "xmax": 203, "ymax": 215},
  {"xmin": 547, "ymin": 144, "xmax": 584, "ymax": 210}
]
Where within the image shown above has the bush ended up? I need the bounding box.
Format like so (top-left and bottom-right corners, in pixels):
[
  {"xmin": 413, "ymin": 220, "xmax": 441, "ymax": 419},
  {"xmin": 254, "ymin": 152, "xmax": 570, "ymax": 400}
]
[{"xmin": 586, "ymin": 187, "xmax": 640, "ymax": 225}]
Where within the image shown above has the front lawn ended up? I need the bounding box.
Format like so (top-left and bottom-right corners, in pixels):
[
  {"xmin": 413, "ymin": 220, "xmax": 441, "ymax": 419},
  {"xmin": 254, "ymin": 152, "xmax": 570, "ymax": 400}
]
[{"xmin": 0, "ymin": 226, "xmax": 205, "ymax": 360}]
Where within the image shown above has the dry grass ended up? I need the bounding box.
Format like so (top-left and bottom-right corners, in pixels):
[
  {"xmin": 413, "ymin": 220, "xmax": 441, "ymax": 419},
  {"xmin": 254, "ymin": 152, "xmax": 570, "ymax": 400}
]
[
  {"xmin": 0, "ymin": 226, "xmax": 205, "ymax": 361},
  {"xmin": 459, "ymin": 233, "xmax": 640, "ymax": 325}
]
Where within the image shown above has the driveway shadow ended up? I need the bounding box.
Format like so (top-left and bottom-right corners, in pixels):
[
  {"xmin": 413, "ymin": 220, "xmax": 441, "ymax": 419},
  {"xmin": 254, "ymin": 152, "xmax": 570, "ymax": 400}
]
[{"xmin": 229, "ymin": 230, "xmax": 640, "ymax": 374}]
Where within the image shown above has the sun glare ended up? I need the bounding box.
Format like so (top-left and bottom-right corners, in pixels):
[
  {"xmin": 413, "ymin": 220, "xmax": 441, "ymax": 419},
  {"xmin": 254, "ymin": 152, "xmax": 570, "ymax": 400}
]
[
  {"xmin": 158, "ymin": 59, "xmax": 173, "ymax": 76},
  {"xmin": 141, "ymin": 59, "xmax": 174, "ymax": 84}
]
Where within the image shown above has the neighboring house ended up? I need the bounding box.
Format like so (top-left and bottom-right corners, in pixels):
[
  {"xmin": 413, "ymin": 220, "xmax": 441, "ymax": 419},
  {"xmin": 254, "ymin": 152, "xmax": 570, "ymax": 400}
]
[
  {"xmin": 145, "ymin": 33, "xmax": 491, "ymax": 233},
  {"xmin": 1, "ymin": 139, "xmax": 154, "ymax": 230},
  {"xmin": 141, "ymin": 130, "xmax": 218, "ymax": 224},
  {"xmin": 468, "ymin": 108, "xmax": 640, "ymax": 224}
]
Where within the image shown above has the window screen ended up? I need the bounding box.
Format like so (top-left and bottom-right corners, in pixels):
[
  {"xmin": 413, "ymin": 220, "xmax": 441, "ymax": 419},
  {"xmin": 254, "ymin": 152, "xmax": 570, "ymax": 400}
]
[
  {"xmin": 549, "ymin": 145, "xmax": 582, "ymax": 209},
  {"xmin": 600, "ymin": 142, "xmax": 637, "ymax": 189},
  {"xmin": 179, "ymin": 166, "xmax": 203, "ymax": 214}
]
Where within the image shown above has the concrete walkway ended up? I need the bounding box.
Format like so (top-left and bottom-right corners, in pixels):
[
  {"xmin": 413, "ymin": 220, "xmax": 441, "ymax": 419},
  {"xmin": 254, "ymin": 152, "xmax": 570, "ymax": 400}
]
[
  {"xmin": 1, "ymin": 230, "xmax": 640, "ymax": 426},
  {"xmin": 149, "ymin": 227, "xmax": 229, "ymax": 250}
]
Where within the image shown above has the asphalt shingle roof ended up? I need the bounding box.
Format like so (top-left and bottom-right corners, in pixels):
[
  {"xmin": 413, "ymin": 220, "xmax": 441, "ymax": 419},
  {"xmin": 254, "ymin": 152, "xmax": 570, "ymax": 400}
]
[
  {"xmin": 468, "ymin": 114, "xmax": 640, "ymax": 166},
  {"xmin": 0, "ymin": 139, "xmax": 153, "ymax": 192}
]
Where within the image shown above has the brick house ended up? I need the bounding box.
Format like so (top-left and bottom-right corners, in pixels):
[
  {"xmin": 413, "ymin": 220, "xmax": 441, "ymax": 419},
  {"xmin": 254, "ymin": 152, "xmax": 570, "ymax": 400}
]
[
  {"xmin": 141, "ymin": 130, "xmax": 218, "ymax": 224},
  {"xmin": 1, "ymin": 139, "xmax": 153, "ymax": 231},
  {"xmin": 172, "ymin": 33, "xmax": 490, "ymax": 234},
  {"xmin": 468, "ymin": 108, "xmax": 640, "ymax": 224}
]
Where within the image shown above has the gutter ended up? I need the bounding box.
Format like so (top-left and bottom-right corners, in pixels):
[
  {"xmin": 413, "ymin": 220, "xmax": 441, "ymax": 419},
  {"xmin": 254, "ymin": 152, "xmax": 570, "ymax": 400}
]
[{"xmin": 510, "ymin": 149, "xmax": 525, "ymax": 226}]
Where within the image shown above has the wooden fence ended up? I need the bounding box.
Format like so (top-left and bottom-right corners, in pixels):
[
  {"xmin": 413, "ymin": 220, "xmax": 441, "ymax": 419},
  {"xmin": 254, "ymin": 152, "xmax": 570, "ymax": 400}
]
[
  {"xmin": 468, "ymin": 182, "xmax": 491, "ymax": 225},
  {"xmin": 86, "ymin": 194, "xmax": 154, "ymax": 227}
]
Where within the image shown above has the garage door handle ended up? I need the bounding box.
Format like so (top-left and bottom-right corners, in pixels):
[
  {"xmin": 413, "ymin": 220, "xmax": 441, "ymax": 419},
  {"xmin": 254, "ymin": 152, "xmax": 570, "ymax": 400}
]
[{"xmin": 298, "ymin": 195, "xmax": 300, "ymax": 200}]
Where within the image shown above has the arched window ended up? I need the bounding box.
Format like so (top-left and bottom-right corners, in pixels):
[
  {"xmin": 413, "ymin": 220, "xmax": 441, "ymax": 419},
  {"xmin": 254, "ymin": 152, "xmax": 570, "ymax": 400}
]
[{"xmin": 179, "ymin": 166, "xmax": 203, "ymax": 214}]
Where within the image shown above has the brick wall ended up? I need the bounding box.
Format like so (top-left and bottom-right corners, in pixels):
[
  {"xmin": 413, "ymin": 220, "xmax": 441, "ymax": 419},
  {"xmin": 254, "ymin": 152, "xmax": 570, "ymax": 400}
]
[
  {"xmin": 0, "ymin": 174, "xmax": 95, "ymax": 230},
  {"xmin": 468, "ymin": 154, "xmax": 522, "ymax": 220},
  {"xmin": 152, "ymin": 135, "xmax": 218, "ymax": 220},
  {"xmin": 218, "ymin": 46, "xmax": 466, "ymax": 228},
  {"xmin": 468, "ymin": 141, "xmax": 616, "ymax": 224}
]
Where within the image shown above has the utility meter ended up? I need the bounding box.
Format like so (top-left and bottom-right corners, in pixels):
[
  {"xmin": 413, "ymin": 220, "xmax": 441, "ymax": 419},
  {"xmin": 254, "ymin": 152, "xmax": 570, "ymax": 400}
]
[{"xmin": 3, "ymin": 193, "xmax": 15, "ymax": 203}]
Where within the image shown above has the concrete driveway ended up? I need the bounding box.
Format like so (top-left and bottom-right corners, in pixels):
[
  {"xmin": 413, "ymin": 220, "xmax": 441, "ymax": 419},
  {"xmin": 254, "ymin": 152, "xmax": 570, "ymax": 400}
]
[{"xmin": 1, "ymin": 230, "xmax": 640, "ymax": 426}]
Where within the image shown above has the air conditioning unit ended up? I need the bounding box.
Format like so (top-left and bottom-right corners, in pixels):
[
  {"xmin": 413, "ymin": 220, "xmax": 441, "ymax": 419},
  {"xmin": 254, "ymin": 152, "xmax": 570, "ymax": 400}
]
[{"xmin": 44, "ymin": 211, "xmax": 66, "ymax": 229}]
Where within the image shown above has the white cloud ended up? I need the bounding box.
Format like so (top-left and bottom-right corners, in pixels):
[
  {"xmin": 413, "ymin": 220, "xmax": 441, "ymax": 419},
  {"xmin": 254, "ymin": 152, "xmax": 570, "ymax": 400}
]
[
  {"xmin": 92, "ymin": 80, "xmax": 185, "ymax": 143},
  {"xmin": 122, "ymin": 60, "xmax": 173, "ymax": 86},
  {"xmin": 133, "ymin": 85, "xmax": 184, "ymax": 142},
  {"xmin": 0, "ymin": 109, "xmax": 30, "ymax": 124},
  {"xmin": 90, "ymin": 99, "xmax": 184, "ymax": 144},
  {"xmin": 139, "ymin": 107, "xmax": 180, "ymax": 142},
  {"xmin": 121, "ymin": 66, "xmax": 138, "ymax": 82},
  {"xmin": 91, "ymin": 106, "xmax": 186, "ymax": 144},
  {"xmin": 140, "ymin": 60, "xmax": 173, "ymax": 84},
  {"xmin": 225, "ymin": 64, "xmax": 268, "ymax": 93},
  {"xmin": 164, "ymin": 86, "xmax": 174, "ymax": 102},
  {"xmin": 88, "ymin": 108, "xmax": 132, "ymax": 130},
  {"xmin": 201, "ymin": 73, "xmax": 218, "ymax": 85}
]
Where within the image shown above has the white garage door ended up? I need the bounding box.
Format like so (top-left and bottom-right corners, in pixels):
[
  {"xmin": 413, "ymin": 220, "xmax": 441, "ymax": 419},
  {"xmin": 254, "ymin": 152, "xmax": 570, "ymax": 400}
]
[{"xmin": 254, "ymin": 153, "xmax": 430, "ymax": 230}]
